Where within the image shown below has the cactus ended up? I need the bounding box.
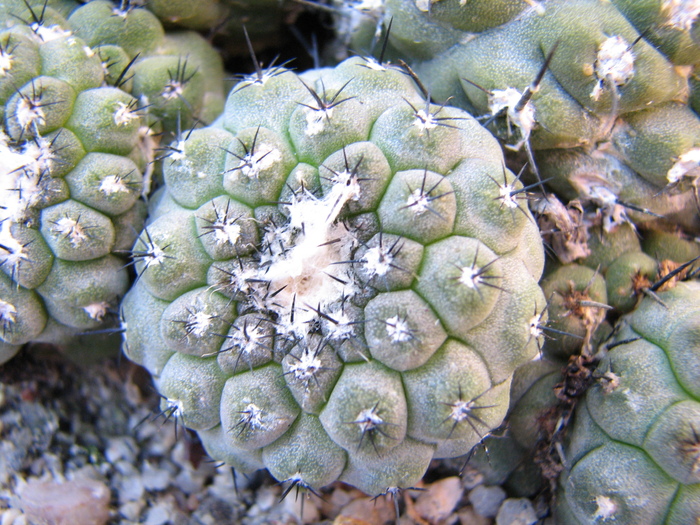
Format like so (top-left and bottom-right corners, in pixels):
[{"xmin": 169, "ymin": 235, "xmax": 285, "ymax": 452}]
[
  {"xmin": 121, "ymin": 55, "xmax": 547, "ymax": 498},
  {"xmin": 363, "ymin": 0, "xmax": 700, "ymax": 233},
  {"xmin": 0, "ymin": 4, "xmax": 154, "ymax": 362},
  {"xmin": 557, "ymin": 279, "xmax": 700, "ymax": 524}
]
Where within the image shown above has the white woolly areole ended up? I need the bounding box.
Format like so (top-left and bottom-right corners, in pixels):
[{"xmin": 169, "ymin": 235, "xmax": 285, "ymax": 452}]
[
  {"xmin": 165, "ymin": 397, "xmax": 185, "ymax": 420},
  {"xmin": 304, "ymin": 106, "xmax": 333, "ymax": 136},
  {"xmin": 170, "ymin": 140, "xmax": 187, "ymax": 162},
  {"xmin": 489, "ymin": 87, "xmax": 536, "ymax": 150},
  {"xmin": 529, "ymin": 314, "xmax": 543, "ymax": 338},
  {"xmin": 592, "ymin": 495, "xmax": 618, "ymax": 520},
  {"xmin": 240, "ymin": 403, "xmax": 265, "ymax": 430},
  {"xmin": 114, "ymin": 102, "xmax": 139, "ymax": 127},
  {"xmin": 100, "ymin": 174, "xmax": 130, "ymax": 195},
  {"xmin": 0, "ymin": 299, "xmax": 17, "ymax": 325},
  {"xmin": 667, "ymin": 148, "xmax": 700, "ymax": 184},
  {"xmin": 324, "ymin": 309, "xmax": 354, "ymax": 340},
  {"xmin": 52, "ymin": 217, "xmax": 88, "ymax": 247},
  {"xmin": 162, "ymin": 81, "xmax": 184, "ymax": 102},
  {"xmin": 353, "ymin": 0, "xmax": 384, "ymax": 12},
  {"xmin": 0, "ymin": 229, "xmax": 28, "ymax": 272},
  {"xmin": 186, "ymin": 308, "xmax": 214, "ymax": 338},
  {"xmin": 142, "ymin": 241, "xmax": 167, "ymax": 268},
  {"xmin": 449, "ymin": 399, "xmax": 474, "ymax": 422},
  {"xmin": 0, "ymin": 134, "xmax": 55, "ymax": 238},
  {"xmin": 385, "ymin": 315, "xmax": 413, "ymax": 343},
  {"xmin": 361, "ymin": 57, "xmax": 387, "ymax": 71},
  {"xmin": 362, "ymin": 245, "xmax": 393, "ymax": 278},
  {"xmin": 16, "ymin": 96, "xmax": 46, "ymax": 131},
  {"xmin": 229, "ymin": 324, "xmax": 267, "ymax": 355},
  {"xmin": 289, "ymin": 348, "xmax": 323, "ymax": 384},
  {"xmin": 663, "ymin": 0, "xmax": 700, "ymax": 30},
  {"xmin": 237, "ymin": 144, "xmax": 281, "ymax": 179},
  {"xmin": 32, "ymin": 24, "xmax": 71, "ymax": 42},
  {"xmin": 353, "ymin": 407, "xmax": 383, "ymax": 431},
  {"xmin": 406, "ymin": 187, "xmax": 431, "ymax": 214},
  {"xmin": 0, "ymin": 48, "xmax": 12, "ymax": 76},
  {"xmin": 415, "ymin": 0, "xmax": 439, "ymax": 12},
  {"xmin": 83, "ymin": 302, "xmax": 110, "ymax": 321},
  {"xmin": 459, "ymin": 265, "xmax": 481, "ymax": 289},
  {"xmin": 592, "ymin": 36, "xmax": 635, "ymax": 101},
  {"xmin": 213, "ymin": 218, "xmax": 241, "ymax": 246},
  {"xmin": 499, "ymin": 183, "xmax": 519, "ymax": 208},
  {"xmin": 258, "ymin": 177, "xmax": 360, "ymax": 337},
  {"xmin": 413, "ymin": 109, "xmax": 438, "ymax": 134}
]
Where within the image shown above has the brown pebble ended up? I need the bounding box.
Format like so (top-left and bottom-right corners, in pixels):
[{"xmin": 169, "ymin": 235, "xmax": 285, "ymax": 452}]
[
  {"xmin": 17, "ymin": 477, "xmax": 111, "ymax": 525},
  {"xmin": 338, "ymin": 495, "xmax": 396, "ymax": 525},
  {"xmin": 414, "ymin": 477, "xmax": 463, "ymax": 524},
  {"xmin": 333, "ymin": 516, "xmax": 374, "ymax": 525}
]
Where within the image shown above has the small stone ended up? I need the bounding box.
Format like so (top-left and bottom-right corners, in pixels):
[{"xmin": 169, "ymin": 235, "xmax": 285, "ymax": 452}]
[
  {"xmin": 338, "ymin": 495, "xmax": 395, "ymax": 525},
  {"xmin": 458, "ymin": 507, "xmax": 491, "ymax": 525},
  {"xmin": 116, "ymin": 466, "xmax": 145, "ymax": 503},
  {"xmin": 144, "ymin": 503, "xmax": 172, "ymax": 525},
  {"xmin": 120, "ymin": 500, "xmax": 145, "ymax": 521},
  {"xmin": 16, "ymin": 477, "xmax": 110, "ymax": 525},
  {"xmin": 496, "ymin": 498, "xmax": 537, "ymax": 525},
  {"xmin": 460, "ymin": 466, "xmax": 485, "ymax": 490},
  {"xmin": 105, "ymin": 436, "xmax": 137, "ymax": 464},
  {"xmin": 1, "ymin": 508, "xmax": 26, "ymax": 525},
  {"xmin": 414, "ymin": 476, "xmax": 463, "ymax": 523},
  {"xmin": 281, "ymin": 493, "xmax": 321, "ymax": 524},
  {"xmin": 142, "ymin": 461, "xmax": 172, "ymax": 491},
  {"xmin": 469, "ymin": 485, "xmax": 506, "ymax": 519}
]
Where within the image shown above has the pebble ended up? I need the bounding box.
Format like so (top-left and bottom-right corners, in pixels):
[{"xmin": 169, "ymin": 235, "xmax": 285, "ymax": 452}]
[
  {"xmin": 105, "ymin": 436, "xmax": 138, "ymax": 464},
  {"xmin": 141, "ymin": 461, "xmax": 172, "ymax": 491},
  {"xmin": 496, "ymin": 498, "xmax": 538, "ymax": 525},
  {"xmin": 15, "ymin": 477, "xmax": 110, "ymax": 525},
  {"xmin": 469, "ymin": 485, "xmax": 506, "ymax": 519},
  {"xmin": 414, "ymin": 476, "xmax": 463, "ymax": 523},
  {"xmin": 457, "ymin": 506, "xmax": 491, "ymax": 525},
  {"xmin": 337, "ymin": 495, "xmax": 395, "ymax": 525}
]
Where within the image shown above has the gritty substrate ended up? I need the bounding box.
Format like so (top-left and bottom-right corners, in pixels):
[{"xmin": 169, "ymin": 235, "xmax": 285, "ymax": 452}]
[{"xmin": 0, "ymin": 346, "xmax": 546, "ymax": 525}]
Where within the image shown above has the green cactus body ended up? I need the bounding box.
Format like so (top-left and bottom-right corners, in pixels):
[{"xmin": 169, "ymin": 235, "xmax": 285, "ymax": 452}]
[
  {"xmin": 0, "ymin": 5, "xmax": 152, "ymax": 362},
  {"xmin": 557, "ymin": 280, "xmax": 700, "ymax": 524},
  {"xmin": 122, "ymin": 56, "xmax": 546, "ymax": 495},
  {"xmin": 389, "ymin": 0, "xmax": 700, "ymax": 232}
]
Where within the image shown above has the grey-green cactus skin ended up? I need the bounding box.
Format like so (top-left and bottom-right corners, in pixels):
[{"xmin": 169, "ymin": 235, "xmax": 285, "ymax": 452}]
[
  {"xmin": 143, "ymin": 0, "xmax": 290, "ymax": 48},
  {"xmin": 556, "ymin": 280, "xmax": 700, "ymax": 524},
  {"xmin": 0, "ymin": 5, "xmax": 159, "ymax": 362},
  {"xmin": 0, "ymin": 1, "xmax": 230, "ymax": 362},
  {"xmin": 370, "ymin": 0, "xmax": 700, "ymax": 232},
  {"xmin": 122, "ymin": 56, "xmax": 547, "ymax": 496},
  {"xmin": 1, "ymin": 1, "xmax": 226, "ymax": 130}
]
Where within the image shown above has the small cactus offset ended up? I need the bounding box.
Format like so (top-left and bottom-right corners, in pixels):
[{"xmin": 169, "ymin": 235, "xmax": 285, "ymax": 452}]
[{"xmin": 121, "ymin": 55, "xmax": 547, "ymax": 498}]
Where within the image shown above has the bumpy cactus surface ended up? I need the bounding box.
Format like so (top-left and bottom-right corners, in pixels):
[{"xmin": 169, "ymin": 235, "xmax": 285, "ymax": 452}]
[
  {"xmin": 556, "ymin": 279, "xmax": 700, "ymax": 524},
  {"xmin": 0, "ymin": 0, "xmax": 229, "ymax": 363},
  {"xmin": 387, "ymin": 0, "xmax": 700, "ymax": 232},
  {"xmin": 0, "ymin": 4, "xmax": 153, "ymax": 363},
  {"xmin": 122, "ymin": 56, "xmax": 547, "ymax": 496}
]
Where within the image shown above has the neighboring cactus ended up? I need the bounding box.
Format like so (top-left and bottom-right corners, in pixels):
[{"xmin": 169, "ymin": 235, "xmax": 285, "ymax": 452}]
[
  {"xmin": 122, "ymin": 56, "xmax": 547, "ymax": 498},
  {"xmin": 142, "ymin": 0, "xmax": 294, "ymax": 52},
  {"xmin": 0, "ymin": 5, "xmax": 153, "ymax": 362},
  {"xmin": 557, "ymin": 279, "xmax": 700, "ymax": 524},
  {"xmin": 66, "ymin": 0, "xmax": 226, "ymax": 130},
  {"xmin": 1, "ymin": 0, "xmax": 227, "ymax": 131},
  {"xmin": 376, "ymin": 0, "xmax": 700, "ymax": 232}
]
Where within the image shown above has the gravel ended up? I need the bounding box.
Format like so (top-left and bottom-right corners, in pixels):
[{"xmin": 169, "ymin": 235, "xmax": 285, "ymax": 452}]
[{"xmin": 0, "ymin": 347, "xmax": 548, "ymax": 524}]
